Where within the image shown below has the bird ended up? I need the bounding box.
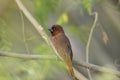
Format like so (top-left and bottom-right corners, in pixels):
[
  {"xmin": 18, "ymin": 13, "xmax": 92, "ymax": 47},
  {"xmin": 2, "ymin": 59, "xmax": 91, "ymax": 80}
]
[{"xmin": 48, "ymin": 24, "xmax": 77, "ymax": 79}]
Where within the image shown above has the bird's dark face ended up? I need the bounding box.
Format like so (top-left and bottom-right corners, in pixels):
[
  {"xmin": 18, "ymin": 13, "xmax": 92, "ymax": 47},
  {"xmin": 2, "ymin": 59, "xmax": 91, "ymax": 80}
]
[{"xmin": 48, "ymin": 24, "xmax": 64, "ymax": 36}]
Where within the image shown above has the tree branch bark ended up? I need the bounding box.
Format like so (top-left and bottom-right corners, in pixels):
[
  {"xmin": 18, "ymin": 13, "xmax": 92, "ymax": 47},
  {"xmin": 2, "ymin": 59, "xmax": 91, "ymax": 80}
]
[
  {"xmin": 0, "ymin": 51, "xmax": 120, "ymax": 78},
  {"xmin": 0, "ymin": 51, "xmax": 57, "ymax": 60},
  {"xmin": 73, "ymin": 61, "xmax": 120, "ymax": 78}
]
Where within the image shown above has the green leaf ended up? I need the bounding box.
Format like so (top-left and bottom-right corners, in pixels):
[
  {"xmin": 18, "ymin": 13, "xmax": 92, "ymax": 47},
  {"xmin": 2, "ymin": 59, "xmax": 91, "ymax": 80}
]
[{"xmin": 57, "ymin": 13, "xmax": 68, "ymax": 25}]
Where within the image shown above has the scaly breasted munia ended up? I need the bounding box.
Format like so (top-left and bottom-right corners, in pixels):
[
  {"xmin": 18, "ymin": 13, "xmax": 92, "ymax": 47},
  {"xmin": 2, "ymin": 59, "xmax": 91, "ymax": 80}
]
[{"xmin": 49, "ymin": 24, "xmax": 76, "ymax": 79}]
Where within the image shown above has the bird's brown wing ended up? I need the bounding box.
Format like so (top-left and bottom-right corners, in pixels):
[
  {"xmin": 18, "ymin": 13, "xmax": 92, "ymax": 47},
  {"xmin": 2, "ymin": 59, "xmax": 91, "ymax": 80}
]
[{"xmin": 52, "ymin": 33, "xmax": 73, "ymax": 61}]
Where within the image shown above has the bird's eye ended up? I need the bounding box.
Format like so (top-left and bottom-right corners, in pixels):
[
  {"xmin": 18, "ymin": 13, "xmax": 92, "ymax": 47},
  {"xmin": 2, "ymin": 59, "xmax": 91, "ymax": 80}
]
[{"xmin": 52, "ymin": 27, "xmax": 55, "ymax": 31}]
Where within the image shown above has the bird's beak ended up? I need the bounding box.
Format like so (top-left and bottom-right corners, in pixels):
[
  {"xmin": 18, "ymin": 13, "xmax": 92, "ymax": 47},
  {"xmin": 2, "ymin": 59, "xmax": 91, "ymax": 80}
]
[{"xmin": 48, "ymin": 28, "xmax": 53, "ymax": 33}]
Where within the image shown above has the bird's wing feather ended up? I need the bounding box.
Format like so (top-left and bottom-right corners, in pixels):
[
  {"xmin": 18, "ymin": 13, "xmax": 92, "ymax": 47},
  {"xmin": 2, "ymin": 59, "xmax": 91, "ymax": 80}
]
[{"xmin": 52, "ymin": 33, "xmax": 73, "ymax": 61}]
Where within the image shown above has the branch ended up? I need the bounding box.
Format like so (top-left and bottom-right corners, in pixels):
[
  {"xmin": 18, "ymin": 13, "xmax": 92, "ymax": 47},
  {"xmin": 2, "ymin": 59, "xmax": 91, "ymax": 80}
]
[
  {"xmin": 0, "ymin": 51, "xmax": 120, "ymax": 78},
  {"xmin": 73, "ymin": 61, "xmax": 120, "ymax": 78},
  {"xmin": 0, "ymin": 51, "xmax": 57, "ymax": 60}
]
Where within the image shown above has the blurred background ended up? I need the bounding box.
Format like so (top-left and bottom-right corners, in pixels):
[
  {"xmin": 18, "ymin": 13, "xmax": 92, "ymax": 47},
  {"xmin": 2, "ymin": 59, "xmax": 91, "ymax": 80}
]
[{"xmin": 0, "ymin": 0, "xmax": 120, "ymax": 80}]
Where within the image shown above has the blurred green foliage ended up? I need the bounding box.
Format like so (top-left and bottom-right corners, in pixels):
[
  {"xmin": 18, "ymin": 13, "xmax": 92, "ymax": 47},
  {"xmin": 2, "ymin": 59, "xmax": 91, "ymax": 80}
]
[
  {"xmin": 80, "ymin": 0, "xmax": 104, "ymax": 14},
  {"xmin": 33, "ymin": 0, "xmax": 61, "ymax": 27},
  {"xmin": 81, "ymin": 0, "xmax": 93, "ymax": 14},
  {"xmin": 68, "ymin": 25, "xmax": 91, "ymax": 43},
  {"xmin": 57, "ymin": 13, "xmax": 68, "ymax": 25},
  {"xmin": 0, "ymin": 18, "xmax": 12, "ymax": 51}
]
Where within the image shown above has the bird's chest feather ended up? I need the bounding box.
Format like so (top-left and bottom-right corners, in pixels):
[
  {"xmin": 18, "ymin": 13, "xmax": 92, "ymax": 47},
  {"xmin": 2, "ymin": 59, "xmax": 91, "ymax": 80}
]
[
  {"xmin": 52, "ymin": 34, "xmax": 66, "ymax": 52},
  {"xmin": 52, "ymin": 34, "xmax": 73, "ymax": 60}
]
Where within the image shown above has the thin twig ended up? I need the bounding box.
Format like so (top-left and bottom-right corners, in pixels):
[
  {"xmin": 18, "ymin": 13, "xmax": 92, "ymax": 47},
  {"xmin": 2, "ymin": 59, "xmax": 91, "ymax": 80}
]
[
  {"xmin": 15, "ymin": 0, "xmax": 50, "ymax": 45},
  {"xmin": 86, "ymin": 12, "xmax": 98, "ymax": 80},
  {"xmin": 20, "ymin": 11, "xmax": 30, "ymax": 54},
  {"xmin": 86, "ymin": 12, "xmax": 98, "ymax": 61}
]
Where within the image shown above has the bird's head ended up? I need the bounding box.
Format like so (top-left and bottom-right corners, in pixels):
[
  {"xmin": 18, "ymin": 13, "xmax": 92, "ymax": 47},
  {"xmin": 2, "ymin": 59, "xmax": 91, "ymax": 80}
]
[{"xmin": 48, "ymin": 24, "xmax": 64, "ymax": 36}]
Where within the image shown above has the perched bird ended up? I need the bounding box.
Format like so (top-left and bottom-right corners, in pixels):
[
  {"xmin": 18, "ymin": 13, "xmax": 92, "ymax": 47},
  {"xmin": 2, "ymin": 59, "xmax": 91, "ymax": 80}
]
[{"xmin": 48, "ymin": 24, "xmax": 76, "ymax": 79}]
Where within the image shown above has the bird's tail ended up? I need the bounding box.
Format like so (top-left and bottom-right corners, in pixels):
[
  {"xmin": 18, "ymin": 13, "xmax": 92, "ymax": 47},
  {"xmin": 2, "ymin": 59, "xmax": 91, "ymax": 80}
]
[
  {"xmin": 67, "ymin": 62, "xmax": 75, "ymax": 77},
  {"xmin": 66, "ymin": 58, "xmax": 88, "ymax": 80},
  {"xmin": 66, "ymin": 60, "xmax": 79, "ymax": 80},
  {"xmin": 66, "ymin": 56, "xmax": 75, "ymax": 77}
]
